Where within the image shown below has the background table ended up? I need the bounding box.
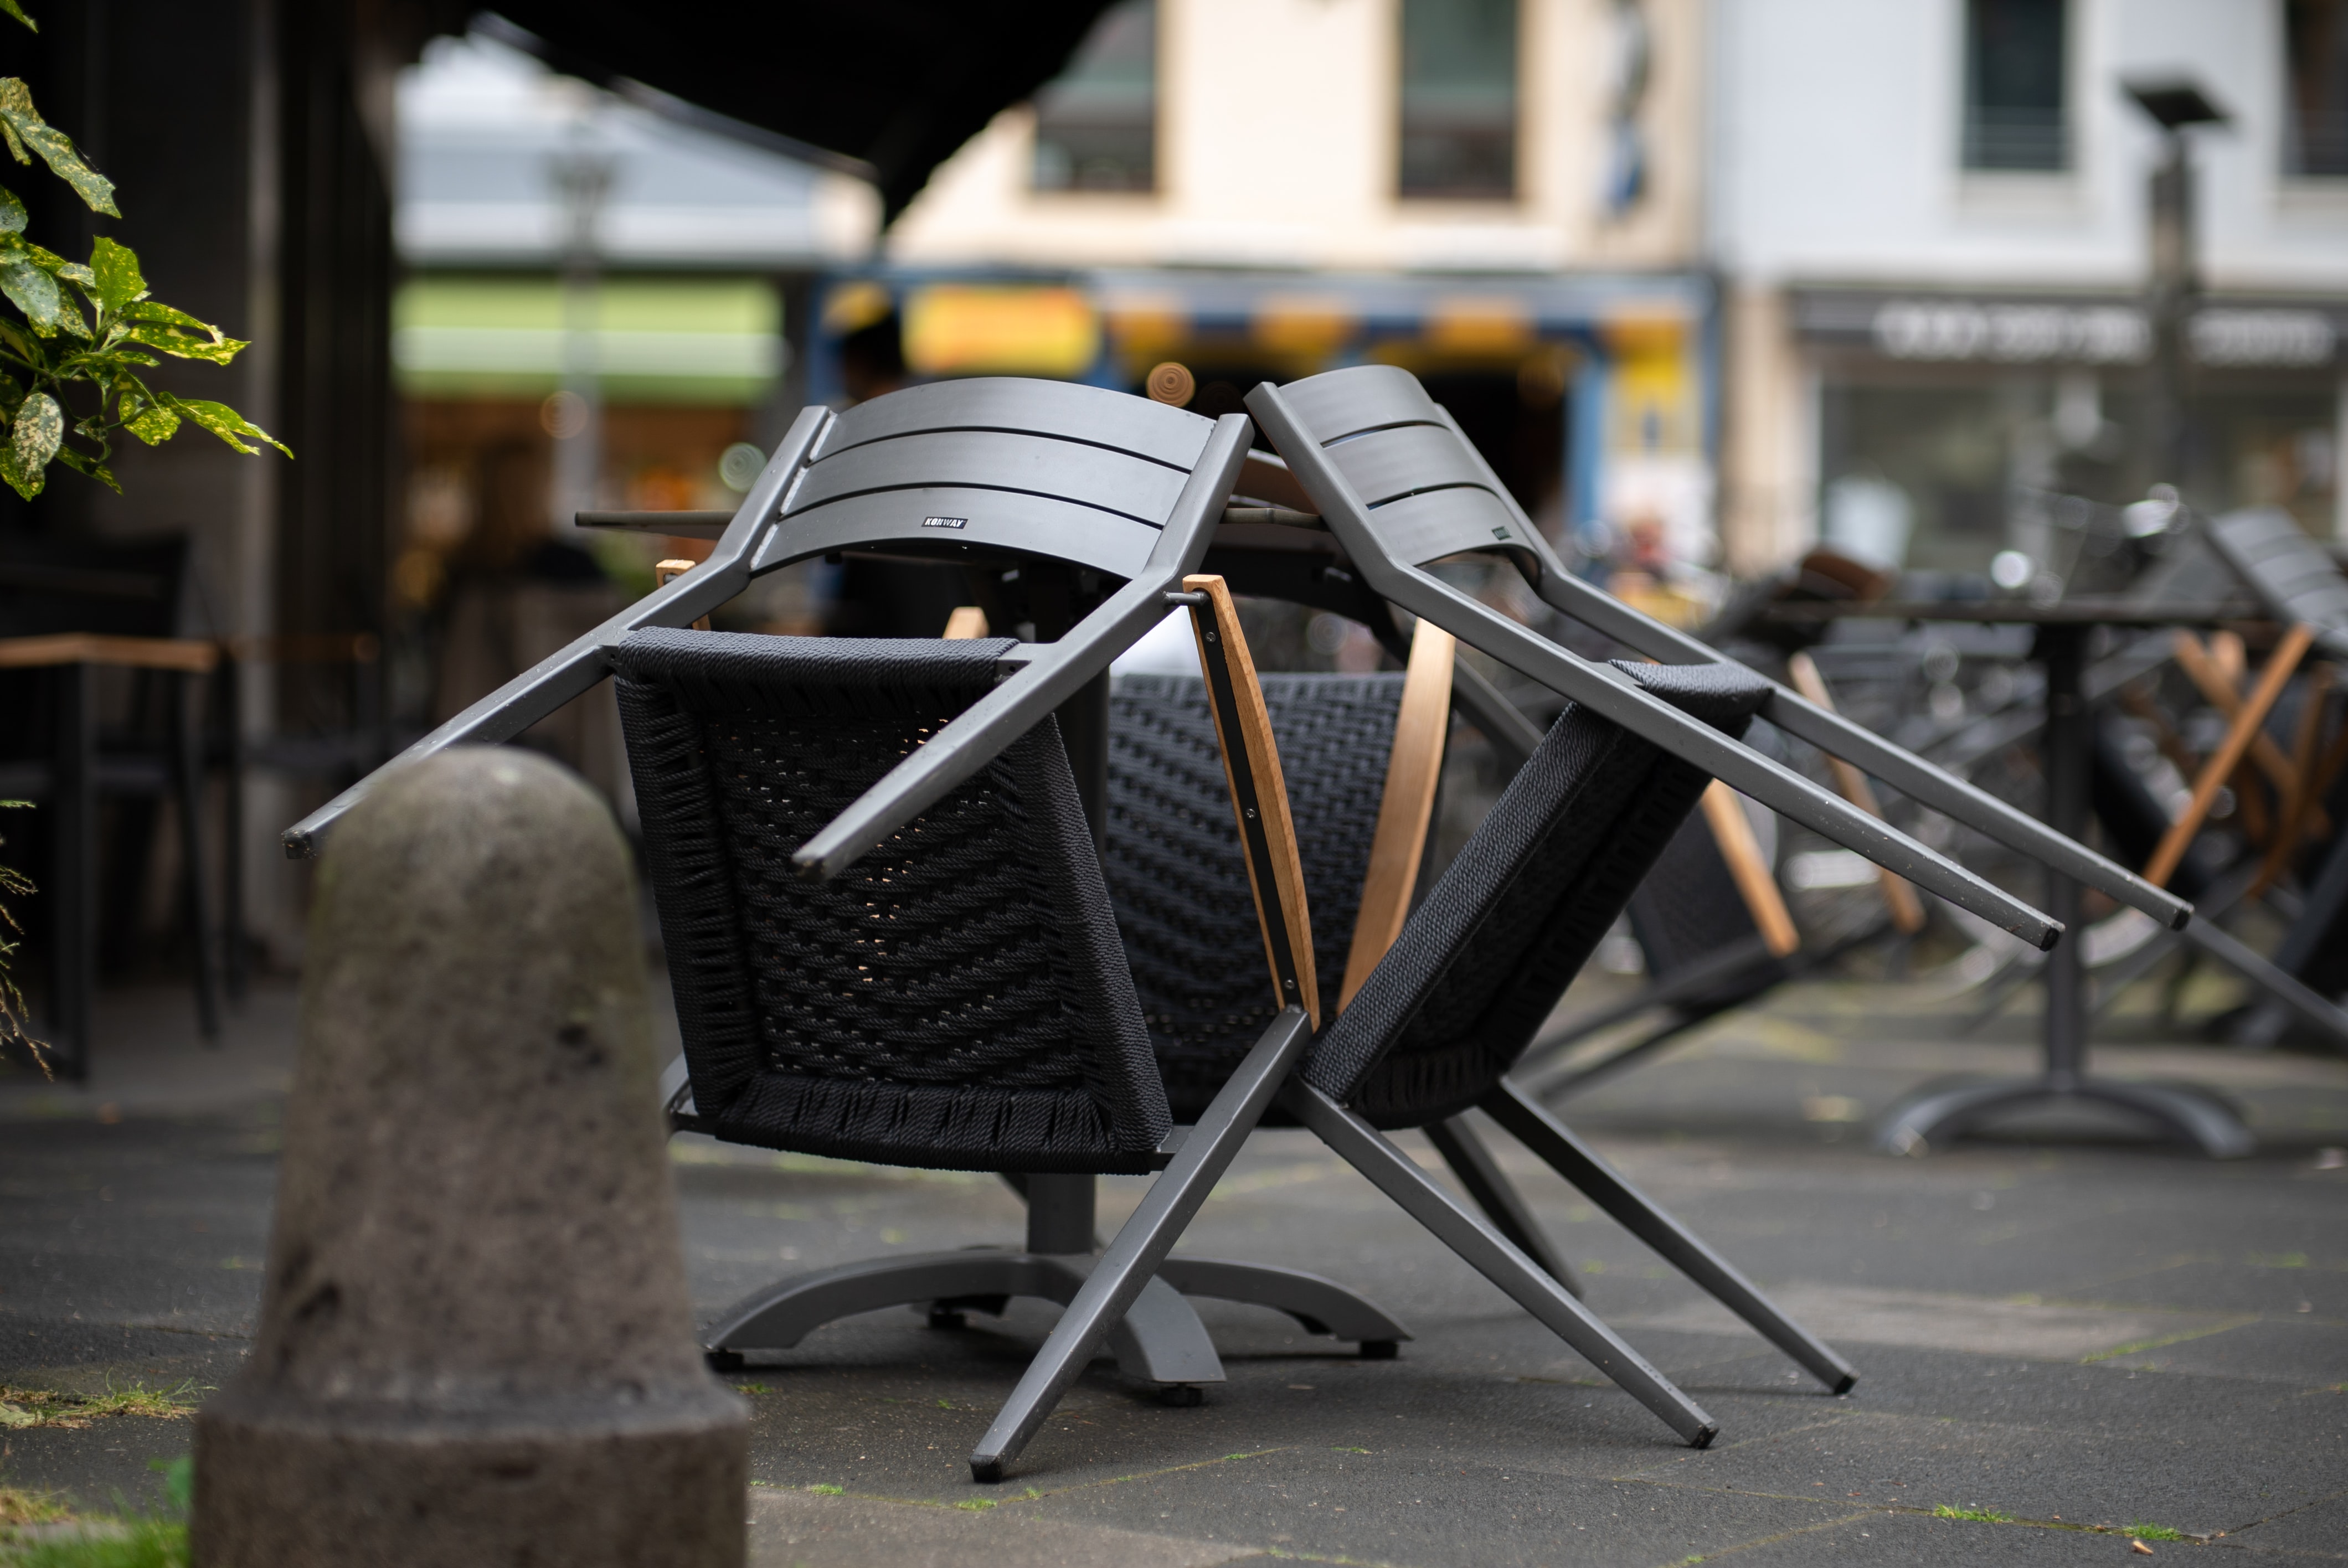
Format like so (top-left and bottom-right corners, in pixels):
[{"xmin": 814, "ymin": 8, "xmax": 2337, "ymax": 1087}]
[{"xmin": 1756, "ymin": 600, "xmax": 2265, "ymax": 1157}]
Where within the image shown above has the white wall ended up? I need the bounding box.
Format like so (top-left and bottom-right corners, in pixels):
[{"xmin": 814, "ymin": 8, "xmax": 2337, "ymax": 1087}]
[
  {"xmin": 890, "ymin": 0, "xmax": 1706, "ymax": 274},
  {"xmin": 1707, "ymin": 0, "xmax": 2348, "ymax": 295}
]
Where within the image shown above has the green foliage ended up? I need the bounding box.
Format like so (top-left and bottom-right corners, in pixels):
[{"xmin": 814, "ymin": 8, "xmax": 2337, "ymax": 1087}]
[
  {"xmin": 1, "ymin": 1518, "xmax": 188, "ymax": 1567},
  {"xmin": 1932, "ymin": 1504, "xmax": 2015, "ymax": 1523},
  {"xmin": 2130, "ymin": 1522, "xmax": 2189, "ymax": 1542},
  {"xmin": 0, "ymin": 5, "xmax": 287, "ymax": 504},
  {"xmin": 0, "ymin": 1462, "xmax": 192, "ymax": 1567},
  {"xmin": 0, "ymin": 801, "xmax": 40, "ymax": 1074}
]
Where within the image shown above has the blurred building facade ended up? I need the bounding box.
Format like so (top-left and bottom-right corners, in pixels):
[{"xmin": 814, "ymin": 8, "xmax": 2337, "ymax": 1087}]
[
  {"xmin": 1711, "ymin": 0, "xmax": 2348, "ymax": 579},
  {"xmin": 387, "ymin": 33, "xmax": 879, "ymax": 810},
  {"xmin": 853, "ymin": 0, "xmax": 1719, "ymax": 591}
]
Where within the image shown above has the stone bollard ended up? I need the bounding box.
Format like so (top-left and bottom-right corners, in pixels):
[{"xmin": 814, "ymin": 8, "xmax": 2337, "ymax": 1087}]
[{"xmin": 193, "ymin": 748, "xmax": 746, "ymax": 1567}]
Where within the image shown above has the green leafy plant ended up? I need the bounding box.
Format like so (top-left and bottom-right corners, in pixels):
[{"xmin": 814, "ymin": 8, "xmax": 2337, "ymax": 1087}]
[
  {"xmin": 0, "ymin": 800, "xmax": 39, "ymax": 1074},
  {"xmin": 0, "ymin": 2, "xmax": 287, "ymax": 502}
]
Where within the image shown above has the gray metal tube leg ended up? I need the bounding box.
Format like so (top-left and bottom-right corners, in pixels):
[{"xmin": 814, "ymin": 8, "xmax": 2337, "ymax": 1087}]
[
  {"xmin": 969, "ymin": 1007, "xmax": 1315, "ymax": 1483},
  {"xmin": 1424, "ymin": 1116, "xmax": 1583, "ymax": 1298},
  {"xmin": 1287, "ymin": 1081, "xmax": 1717, "ymax": 1448},
  {"xmin": 1482, "ymin": 1080, "xmax": 1857, "ymax": 1394}
]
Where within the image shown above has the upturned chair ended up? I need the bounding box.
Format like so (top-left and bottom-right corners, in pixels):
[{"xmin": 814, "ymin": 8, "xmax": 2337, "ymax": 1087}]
[
  {"xmin": 1239, "ymin": 364, "xmax": 2193, "ymax": 951},
  {"xmin": 284, "ymin": 378, "xmax": 1429, "ymax": 1481}
]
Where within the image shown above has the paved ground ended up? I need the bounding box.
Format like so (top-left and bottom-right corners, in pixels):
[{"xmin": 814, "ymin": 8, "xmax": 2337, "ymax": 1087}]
[{"xmin": 2, "ymin": 964, "xmax": 2344, "ymax": 1565}]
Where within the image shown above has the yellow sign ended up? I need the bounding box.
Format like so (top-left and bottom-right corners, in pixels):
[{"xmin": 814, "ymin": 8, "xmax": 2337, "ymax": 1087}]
[
  {"xmin": 1427, "ymin": 296, "xmax": 1534, "ymax": 355},
  {"xmin": 1252, "ymin": 295, "xmax": 1356, "ymax": 358},
  {"xmin": 903, "ymin": 285, "xmax": 1101, "ymax": 378}
]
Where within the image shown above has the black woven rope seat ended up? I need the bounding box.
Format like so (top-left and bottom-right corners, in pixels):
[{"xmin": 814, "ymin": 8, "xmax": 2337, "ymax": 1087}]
[
  {"xmin": 1307, "ymin": 659, "xmax": 1768, "ymax": 1123},
  {"xmin": 613, "ymin": 627, "xmax": 1171, "ymax": 1173},
  {"xmin": 1107, "ymin": 672, "xmax": 1404, "ymax": 1118}
]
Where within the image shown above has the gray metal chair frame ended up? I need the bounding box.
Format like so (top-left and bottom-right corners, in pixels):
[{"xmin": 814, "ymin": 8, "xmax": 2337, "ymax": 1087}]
[
  {"xmin": 286, "ymin": 378, "xmax": 1255, "ymax": 865},
  {"xmin": 1240, "ymin": 365, "xmax": 2196, "ymax": 950},
  {"xmin": 288, "ymin": 378, "xmax": 1432, "ymax": 1483}
]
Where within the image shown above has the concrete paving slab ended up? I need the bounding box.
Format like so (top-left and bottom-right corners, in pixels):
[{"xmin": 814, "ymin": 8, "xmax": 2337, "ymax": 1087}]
[
  {"xmin": 5, "ymin": 970, "xmax": 2346, "ymax": 1566},
  {"xmin": 1628, "ymin": 1284, "xmax": 2246, "ymax": 1361},
  {"xmin": 747, "ymin": 1486, "xmax": 1268, "ymax": 1567}
]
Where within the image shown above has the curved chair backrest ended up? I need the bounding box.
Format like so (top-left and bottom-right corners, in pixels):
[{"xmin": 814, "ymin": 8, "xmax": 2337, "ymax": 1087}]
[
  {"xmin": 755, "ymin": 378, "xmax": 1226, "ymax": 584},
  {"xmin": 2204, "ymin": 505, "xmax": 2348, "ymax": 661},
  {"xmin": 287, "ymin": 377, "xmax": 1255, "ymax": 878},
  {"xmin": 1247, "ymin": 365, "xmax": 2192, "ymax": 948},
  {"xmin": 612, "ymin": 627, "xmax": 1173, "ymax": 1174}
]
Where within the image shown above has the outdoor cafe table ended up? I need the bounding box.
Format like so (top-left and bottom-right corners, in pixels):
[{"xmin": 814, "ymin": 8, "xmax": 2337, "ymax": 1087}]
[{"xmin": 1755, "ymin": 600, "xmax": 2271, "ymax": 1158}]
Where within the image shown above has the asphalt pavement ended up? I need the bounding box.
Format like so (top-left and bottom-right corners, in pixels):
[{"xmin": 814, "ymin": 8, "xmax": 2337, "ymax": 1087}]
[{"xmin": 2, "ymin": 964, "xmax": 2343, "ymax": 1565}]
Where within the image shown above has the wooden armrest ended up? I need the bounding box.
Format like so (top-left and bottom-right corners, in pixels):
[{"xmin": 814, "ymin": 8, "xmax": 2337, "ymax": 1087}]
[
  {"xmin": 654, "ymin": 561, "xmax": 712, "ymax": 632},
  {"xmin": 1699, "ymin": 782, "xmax": 1801, "ymax": 958},
  {"xmin": 0, "ymin": 633, "xmax": 219, "ymax": 673},
  {"xmin": 941, "ymin": 606, "xmax": 990, "ymax": 639},
  {"xmin": 1338, "ymin": 618, "xmax": 1456, "ymax": 1009},
  {"xmin": 2148, "ymin": 622, "xmax": 2316, "ymax": 888},
  {"xmin": 1786, "ymin": 652, "xmax": 1925, "ymax": 934},
  {"xmin": 1182, "ymin": 574, "xmax": 1320, "ymax": 1027}
]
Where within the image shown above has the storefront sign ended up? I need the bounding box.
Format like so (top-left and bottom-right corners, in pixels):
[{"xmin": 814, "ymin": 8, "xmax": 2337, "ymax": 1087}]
[{"xmin": 1795, "ymin": 288, "xmax": 2347, "ymax": 370}]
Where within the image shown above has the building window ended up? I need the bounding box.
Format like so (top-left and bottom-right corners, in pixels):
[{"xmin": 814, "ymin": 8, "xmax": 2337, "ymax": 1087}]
[
  {"xmin": 1399, "ymin": 0, "xmax": 1519, "ymax": 199},
  {"xmin": 2288, "ymin": 0, "xmax": 2348, "ymax": 177},
  {"xmin": 1962, "ymin": 0, "xmax": 2068, "ymax": 171},
  {"xmin": 1032, "ymin": 0, "xmax": 1157, "ymax": 193}
]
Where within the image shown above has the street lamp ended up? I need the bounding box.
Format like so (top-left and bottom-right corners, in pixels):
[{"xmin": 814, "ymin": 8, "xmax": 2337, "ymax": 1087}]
[{"xmin": 2122, "ymin": 77, "xmax": 2230, "ymax": 495}]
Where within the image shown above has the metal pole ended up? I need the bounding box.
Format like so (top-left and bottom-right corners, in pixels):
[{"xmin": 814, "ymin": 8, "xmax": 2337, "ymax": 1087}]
[{"xmin": 2040, "ymin": 625, "xmax": 2089, "ymax": 1088}]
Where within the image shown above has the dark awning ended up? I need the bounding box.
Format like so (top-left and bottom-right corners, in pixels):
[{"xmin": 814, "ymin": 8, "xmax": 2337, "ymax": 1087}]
[{"xmin": 470, "ymin": 3, "xmax": 1120, "ymax": 223}]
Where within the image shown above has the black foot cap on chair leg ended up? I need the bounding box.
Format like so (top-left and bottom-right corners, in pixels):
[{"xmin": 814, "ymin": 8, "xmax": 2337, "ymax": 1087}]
[
  {"xmin": 970, "ymin": 1458, "xmax": 1005, "ymax": 1484},
  {"xmin": 926, "ymin": 1307, "xmax": 967, "ymax": 1330},
  {"xmin": 1690, "ymin": 1423, "xmax": 1719, "ymax": 1450},
  {"xmin": 1830, "ymin": 1373, "xmax": 1857, "ymax": 1396},
  {"xmin": 705, "ymin": 1349, "xmax": 745, "ymax": 1373},
  {"xmin": 1358, "ymin": 1340, "xmax": 1399, "ymax": 1360},
  {"xmin": 1157, "ymin": 1384, "xmax": 1206, "ymax": 1407}
]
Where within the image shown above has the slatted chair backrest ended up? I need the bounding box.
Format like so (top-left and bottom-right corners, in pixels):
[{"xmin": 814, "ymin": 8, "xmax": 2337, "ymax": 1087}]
[
  {"xmin": 754, "ymin": 378, "xmax": 1222, "ymax": 583},
  {"xmin": 285, "ymin": 378, "xmax": 1255, "ymax": 874},
  {"xmin": 2205, "ymin": 506, "xmax": 2348, "ymax": 661},
  {"xmin": 1248, "ymin": 365, "xmax": 2192, "ymax": 948}
]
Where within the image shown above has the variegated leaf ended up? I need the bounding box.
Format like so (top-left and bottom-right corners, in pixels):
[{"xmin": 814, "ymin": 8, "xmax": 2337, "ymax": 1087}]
[
  {"xmin": 89, "ymin": 236, "xmax": 144, "ymax": 313},
  {"xmin": 0, "ymin": 184, "xmax": 23, "ymax": 235},
  {"xmin": 1, "ymin": 387, "xmax": 58, "ymax": 497},
  {"xmin": 0, "ymin": 2, "xmax": 34, "ymax": 32},
  {"xmin": 0, "ymin": 251, "xmax": 60, "ymax": 334},
  {"xmin": 0, "ymin": 80, "xmax": 116, "ymax": 215},
  {"xmin": 126, "ymin": 301, "xmax": 244, "ymax": 365},
  {"xmin": 162, "ymin": 395, "xmax": 289, "ymax": 458},
  {"xmin": 50, "ymin": 443, "xmax": 119, "ymax": 492}
]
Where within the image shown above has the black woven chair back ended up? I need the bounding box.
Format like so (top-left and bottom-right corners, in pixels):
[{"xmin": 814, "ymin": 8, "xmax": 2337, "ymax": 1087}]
[
  {"xmin": 1307, "ymin": 661, "xmax": 1770, "ymax": 1127},
  {"xmin": 612, "ymin": 627, "xmax": 1172, "ymax": 1173},
  {"xmin": 1105, "ymin": 671, "xmax": 1408, "ymax": 1119},
  {"xmin": 761, "ymin": 376, "xmax": 1223, "ymax": 582},
  {"xmin": 1624, "ymin": 814, "xmax": 1791, "ymax": 1009}
]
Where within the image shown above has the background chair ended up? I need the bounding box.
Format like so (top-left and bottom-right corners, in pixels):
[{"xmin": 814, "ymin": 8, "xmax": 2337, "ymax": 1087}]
[{"xmin": 0, "ymin": 530, "xmax": 225, "ymax": 1077}]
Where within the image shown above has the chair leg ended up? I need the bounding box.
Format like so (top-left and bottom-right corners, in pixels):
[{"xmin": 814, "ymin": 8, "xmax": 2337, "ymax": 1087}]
[
  {"xmin": 1285, "ymin": 1079, "xmax": 1717, "ymax": 1448},
  {"xmin": 1481, "ymin": 1079, "xmax": 1857, "ymax": 1394},
  {"xmin": 969, "ymin": 1006, "xmax": 1314, "ymax": 1483},
  {"xmin": 172, "ymin": 671, "xmax": 222, "ymax": 1041},
  {"xmin": 1424, "ymin": 1116, "xmax": 1582, "ymax": 1298}
]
